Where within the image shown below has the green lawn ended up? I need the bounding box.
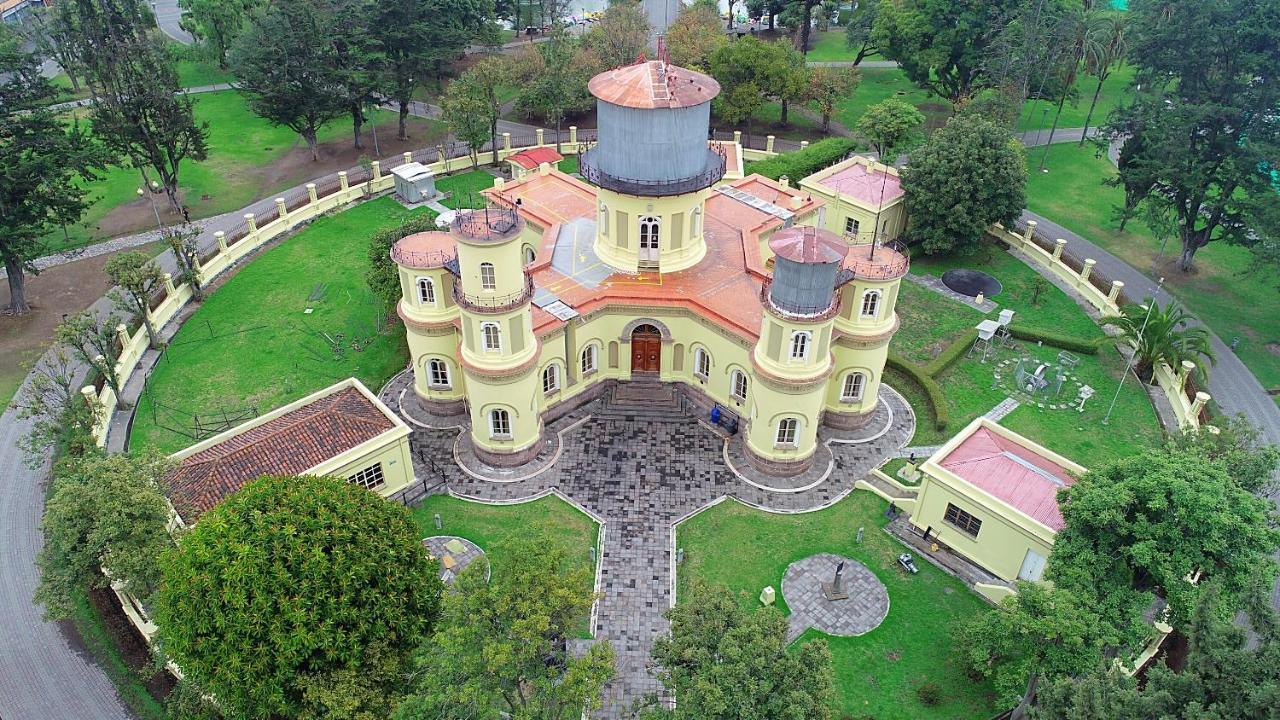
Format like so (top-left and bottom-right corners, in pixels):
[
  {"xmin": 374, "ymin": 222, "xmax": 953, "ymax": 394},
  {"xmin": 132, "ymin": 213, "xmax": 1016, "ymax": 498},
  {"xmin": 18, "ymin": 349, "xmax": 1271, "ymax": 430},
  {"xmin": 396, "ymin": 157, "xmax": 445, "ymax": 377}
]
[
  {"xmin": 438, "ymin": 169, "xmax": 498, "ymax": 208},
  {"xmin": 1025, "ymin": 142, "xmax": 1280, "ymax": 397},
  {"xmin": 557, "ymin": 155, "xmax": 579, "ymax": 174},
  {"xmin": 677, "ymin": 494, "xmax": 998, "ymax": 720},
  {"xmin": 803, "ymin": 29, "xmax": 882, "ymax": 63},
  {"xmin": 48, "ymin": 91, "xmax": 448, "ymax": 255},
  {"xmin": 1016, "ymin": 64, "xmax": 1136, "ymax": 133},
  {"xmin": 713, "ymin": 101, "xmax": 828, "ymax": 144},
  {"xmin": 130, "ymin": 198, "xmax": 424, "ymax": 453},
  {"xmin": 829, "ymin": 66, "xmax": 945, "ymax": 135}
]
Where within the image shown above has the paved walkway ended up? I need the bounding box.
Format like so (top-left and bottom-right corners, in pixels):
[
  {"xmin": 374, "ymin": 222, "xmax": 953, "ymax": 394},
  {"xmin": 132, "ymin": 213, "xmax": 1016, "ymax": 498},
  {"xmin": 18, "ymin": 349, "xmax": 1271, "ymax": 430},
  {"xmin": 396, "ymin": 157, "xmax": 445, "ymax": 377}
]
[{"xmin": 781, "ymin": 554, "xmax": 889, "ymax": 642}]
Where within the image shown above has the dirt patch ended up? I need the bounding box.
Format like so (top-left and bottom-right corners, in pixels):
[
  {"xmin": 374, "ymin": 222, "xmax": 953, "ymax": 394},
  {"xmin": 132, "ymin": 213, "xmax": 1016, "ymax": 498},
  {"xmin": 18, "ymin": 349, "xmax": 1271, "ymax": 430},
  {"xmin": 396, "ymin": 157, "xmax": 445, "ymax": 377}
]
[
  {"xmin": 86, "ymin": 585, "xmax": 176, "ymax": 700},
  {"xmin": 1266, "ymin": 342, "xmax": 1280, "ymax": 357}
]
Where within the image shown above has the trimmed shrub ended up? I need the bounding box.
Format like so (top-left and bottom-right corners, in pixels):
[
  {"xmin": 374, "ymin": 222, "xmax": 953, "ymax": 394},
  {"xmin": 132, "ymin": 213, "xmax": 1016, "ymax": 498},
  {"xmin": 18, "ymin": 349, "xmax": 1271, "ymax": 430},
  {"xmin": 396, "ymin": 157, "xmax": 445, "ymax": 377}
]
[
  {"xmin": 744, "ymin": 137, "xmax": 861, "ymax": 182},
  {"xmin": 1008, "ymin": 324, "xmax": 1100, "ymax": 355},
  {"xmin": 923, "ymin": 329, "xmax": 978, "ymax": 377},
  {"xmin": 887, "ymin": 352, "xmax": 948, "ymax": 431}
]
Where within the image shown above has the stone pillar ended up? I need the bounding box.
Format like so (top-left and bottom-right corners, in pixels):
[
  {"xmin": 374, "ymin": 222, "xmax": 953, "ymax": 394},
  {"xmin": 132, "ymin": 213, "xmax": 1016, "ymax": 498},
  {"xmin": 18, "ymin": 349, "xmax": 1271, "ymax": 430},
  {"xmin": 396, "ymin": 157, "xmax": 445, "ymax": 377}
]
[
  {"xmin": 766, "ymin": 135, "xmax": 775, "ymax": 153},
  {"xmin": 80, "ymin": 385, "xmax": 99, "ymax": 411},
  {"xmin": 538, "ymin": 162, "xmax": 551, "ymax": 176},
  {"xmin": 800, "ymin": 140, "xmax": 810, "ymax": 150},
  {"xmin": 244, "ymin": 212, "xmax": 257, "ymax": 233},
  {"xmin": 275, "ymin": 197, "xmax": 287, "ymax": 220},
  {"xmin": 1108, "ymin": 280, "xmax": 1124, "ymax": 304},
  {"xmin": 733, "ymin": 130, "xmax": 742, "ymax": 146},
  {"xmin": 215, "ymin": 230, "xmax": 228, "ymax": 252},
  {"xmin": 1190, "ymin": 391, "xmax": 1210, "ymax": 418},
  {"xmin": 162, "ymin": 272, "xmax": 176, "ymax": 295},
  {"xmin": 779, "ymin": 175, "xmax": 790, "ymax": 188},
  {"xmin": 536, "ymin": 128, "xmax": 545, "ymax": 146},
  {"xmin": 1079, "ymin": 258, "xmax": 1096, "ymax": 283},
  {"xmin": 338, "ymin": 171, "xmax": 349, "ymax": 191},
  {"xmin": 1053, "ymin": 238, "xmax": 1066, "ymax": 260},
  {"xmin": 403, "ymin": 151, "xmax": 413, "ymax": 165},
  {"xmin": 371, "ymin": 160, "xmax": 381, "ymax": 180},
  {"xmin": 116, "ymin": 323, "xmax": 131, "ymax": 351},
  {"xmin": 1024, "ymin": 219, "xmax": 1037, "ymax": 242},
  {"xmin": 502, "ymin": 132, "xmax": 511, "ymax": 151},
  {"xmin": 494, "ymin": 177, "xmax": 506, "ymax": 189},
  {"xmin": 569, "ymin": 125, "xmax": 578, "ymax": 144},
  {"xmin": 1179, "ymin": 360, "xmax": 1196, "ymax": 391},
  {"xmin": 307, "ymin": 183, "xmax": 318, "ymax": 204}
]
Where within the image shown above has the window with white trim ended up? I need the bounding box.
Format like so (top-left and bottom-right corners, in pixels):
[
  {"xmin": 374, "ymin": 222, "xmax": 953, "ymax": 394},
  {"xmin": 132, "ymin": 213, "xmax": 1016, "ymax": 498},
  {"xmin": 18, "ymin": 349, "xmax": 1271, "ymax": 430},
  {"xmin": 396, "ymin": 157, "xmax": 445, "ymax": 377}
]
[
  {"xmin": 481, "ymin": 322, "xmax": 501, "ymax": 352},
  {"xmin": 489, "ymin": 408, "xmax": 511, "ymax": 437},
  {"xmin": 639, "ymin": 216, "xmax": 661, "ymax": 248},
  {"xmin": 479, "ymin": 262, "xmax": 496, "ymax": 290},
  {"xmin": 841, "ymin": 372, "xmax": 866, "ymax": 401},
  {"xmin": 580, "ymin": 344, "xmax": 597, "ymax": 374},
  {"xmin": 694, "ymin": 348, "xmax": 711, "ymax": 378},
  {"xmin": 844, "ymin": 217, "xmax": 860, "ymax": 237},
  {"xmin": 542, "ymin": 364, "xmax": 560, "ymax": 394},
  {"xmin": 789, "ymin": 331, "xmax": 811, "ymax": 361},
  {"xmin": 730, "ymin": 370, "xmax": 748, "ymax": 402},
  {"xmin": 428, "ymin": 358, "xmax": 450, "ymax": 387},
  {"xmin": 776, "ymin": 418, "xmax": 799, "ymax": 446},
  {"xmin": 347, "ymin": 463, "xmax": 385, "ymax": 490},
  {"xmin": 417, "ymin": 277, "xmax": 435, "ymax": 304},
  {"xmin": 861, "ymin": 290, "xmax": 881, "ymax": 318}
]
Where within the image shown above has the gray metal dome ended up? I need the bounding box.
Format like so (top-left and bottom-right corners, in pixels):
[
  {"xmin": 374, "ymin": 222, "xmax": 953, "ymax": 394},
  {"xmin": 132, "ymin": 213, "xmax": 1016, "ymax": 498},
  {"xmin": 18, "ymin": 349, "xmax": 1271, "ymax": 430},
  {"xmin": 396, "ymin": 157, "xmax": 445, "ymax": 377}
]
[{"xmin": 767, "ymin": 226, "xmax": 846, "ymax": 317}]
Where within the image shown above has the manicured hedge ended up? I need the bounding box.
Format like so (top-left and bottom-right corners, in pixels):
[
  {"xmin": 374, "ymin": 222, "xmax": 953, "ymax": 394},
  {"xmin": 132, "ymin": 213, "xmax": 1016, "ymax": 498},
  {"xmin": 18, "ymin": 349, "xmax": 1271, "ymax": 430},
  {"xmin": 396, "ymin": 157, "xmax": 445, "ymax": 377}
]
[
  {"xmin": 887, "ymin": 352, "xmax": 949, "ymax": 431},
  {"xmin": 1008, "ymin": 324, "xmax": 1100, "ymax": 355},
  {"xmin": 744, "ymin": 138, "xmax": 862, "ymax": 182},
  {"xmin": 923, "ymin": 328, "xmax": 978, "ymax": 377}
]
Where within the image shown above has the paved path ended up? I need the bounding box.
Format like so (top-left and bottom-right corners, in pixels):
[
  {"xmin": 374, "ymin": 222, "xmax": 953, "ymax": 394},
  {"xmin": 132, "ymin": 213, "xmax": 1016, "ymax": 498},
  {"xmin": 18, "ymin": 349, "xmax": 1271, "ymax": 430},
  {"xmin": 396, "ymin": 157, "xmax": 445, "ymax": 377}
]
[
  {"xmin": 152, "ymin": 0, "xmax": 193, "ymax": 44},
  {"xmin": 806, "ymin": 60, "xmax": 900, "ymax": 68}
]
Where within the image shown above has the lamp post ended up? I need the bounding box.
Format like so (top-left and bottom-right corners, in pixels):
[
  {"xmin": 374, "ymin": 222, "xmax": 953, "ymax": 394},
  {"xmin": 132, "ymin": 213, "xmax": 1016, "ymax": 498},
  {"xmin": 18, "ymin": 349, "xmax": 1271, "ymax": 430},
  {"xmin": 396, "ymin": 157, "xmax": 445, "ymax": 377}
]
[
  {"xmin": 137, "ymin": 181, "xmax": 164, "ymax": 234},
  {"xmin": 1102, "ymin": 277, "xmax": 1165, "ymax": 425}
]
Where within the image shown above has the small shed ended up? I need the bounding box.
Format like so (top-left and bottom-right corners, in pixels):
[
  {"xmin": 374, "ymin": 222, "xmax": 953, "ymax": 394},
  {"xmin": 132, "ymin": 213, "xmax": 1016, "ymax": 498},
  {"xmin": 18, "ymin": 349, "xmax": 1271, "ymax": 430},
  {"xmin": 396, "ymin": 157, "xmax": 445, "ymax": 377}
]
[
  {"xmin": 506, "ymin": 147, "xmax": 564, "ymax": 179},
  {"xmin": 392, "ymin": 162, "xmax": 438, "ymax": 204}
]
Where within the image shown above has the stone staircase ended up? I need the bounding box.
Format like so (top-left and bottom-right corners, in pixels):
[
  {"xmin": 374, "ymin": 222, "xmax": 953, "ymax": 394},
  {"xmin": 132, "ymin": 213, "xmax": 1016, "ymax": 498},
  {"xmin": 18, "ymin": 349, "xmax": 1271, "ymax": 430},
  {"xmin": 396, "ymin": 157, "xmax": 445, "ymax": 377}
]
[{"xmin": 595, "ymin": 379, "xmax": 687, "ymax": 422}]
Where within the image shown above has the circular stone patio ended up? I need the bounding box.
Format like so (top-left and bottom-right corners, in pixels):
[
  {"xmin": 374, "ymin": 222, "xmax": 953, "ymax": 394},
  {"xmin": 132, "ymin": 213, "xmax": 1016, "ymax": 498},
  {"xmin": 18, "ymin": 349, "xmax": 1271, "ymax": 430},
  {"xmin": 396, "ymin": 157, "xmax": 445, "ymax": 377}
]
[
  {"xmin": 422, "ymin": 535, "xmax": 490, "ymax": 583},
  {"xmin": 781, "ymin": 553, "xmax": 889, "ymax": 641}
]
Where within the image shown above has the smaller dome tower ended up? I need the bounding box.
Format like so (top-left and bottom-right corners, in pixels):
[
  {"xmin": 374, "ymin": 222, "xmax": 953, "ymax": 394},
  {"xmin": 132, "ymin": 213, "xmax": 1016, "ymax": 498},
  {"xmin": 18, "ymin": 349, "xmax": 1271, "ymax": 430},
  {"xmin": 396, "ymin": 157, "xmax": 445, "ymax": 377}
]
[{"xmin": 393, "ymin": 231, "xmax": 465, "ymax": 414}]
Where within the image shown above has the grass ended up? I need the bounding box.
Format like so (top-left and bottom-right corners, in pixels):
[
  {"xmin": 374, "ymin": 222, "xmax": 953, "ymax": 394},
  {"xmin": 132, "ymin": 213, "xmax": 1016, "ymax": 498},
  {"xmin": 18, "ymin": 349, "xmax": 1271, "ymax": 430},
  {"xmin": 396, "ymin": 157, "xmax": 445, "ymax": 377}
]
[
  {"xmin": 830, "ymin": 66, "xmax": 946, "ymax": 134},
  {"xmin": 68, "ymin": 588, "xmax": 169, "ymax": 720},
  {"xmin": 129, "ymin": 198, "xmax": 424, "ymax": 453},
  {"xmin": 47, "ymin": 91, "xmax": 448, "ymax": 254},
  {"xmin": 557, "ymin": 155, "xmax": 579, "ymax": 175},
  {"xmin": 879, "ymin": 457, "xmax": 919, "ymax": 485},
  {"xmin": 803, "ymin": 29, "xmax": 883, "ymax": 64},
  {"xmin": 1016, "ymin": 64, "xmax": 1137, "ymax": 133},
  {"xmin": 437, "ymin": 169, "xmax": 498, "ymax": 209},
  {"xmin": 677, "ymin": 494, "xmax": 998, "ymax": 720},
  {"xmin": 1025, "ymin": 142, "xmax": 1280, "ymax": 398}
]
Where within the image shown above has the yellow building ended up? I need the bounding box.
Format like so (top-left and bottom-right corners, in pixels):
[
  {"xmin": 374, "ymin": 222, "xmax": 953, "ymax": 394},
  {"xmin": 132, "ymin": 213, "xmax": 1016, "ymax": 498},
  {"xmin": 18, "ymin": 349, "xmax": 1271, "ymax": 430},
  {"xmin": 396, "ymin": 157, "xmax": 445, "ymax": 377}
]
[
  {"xmin": 391, "ymin": 57, "xmax": 910, "ymax": 476},
  {"xmin": 910, "ymin": 417, "xmax": 1087, "ymax": 584},
  {"xmin": 799, "ymin": 154, "xmax": 908, "ymax": 244}
]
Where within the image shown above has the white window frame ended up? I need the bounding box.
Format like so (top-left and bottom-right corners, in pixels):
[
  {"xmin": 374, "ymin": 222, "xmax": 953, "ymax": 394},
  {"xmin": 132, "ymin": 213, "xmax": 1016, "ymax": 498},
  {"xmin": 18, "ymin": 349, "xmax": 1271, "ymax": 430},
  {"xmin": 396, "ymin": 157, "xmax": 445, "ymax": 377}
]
[
  {"xmin": 844, "ymin": 217, "xmax": 860, "ymax": 237},
  {"xmin": 480, "ymin": 322, "xmax": 502, "ymax": 352},
  {"xmin": 489, "ymin": 408, "xmax": 512, "ymax": 438},
  {"xmin": 789, "ymin": 331, "xmax": 811, "ymax": 362},
  {"xmin": 479, "ymin": 262, "xmax": 496, "ymax": 290},
  {"xmin": 730, "ymin": 370, "xmax": 748, "ymax": 402},
  {"xmin": 861, "ymin": 290, "xmax": 881, "ymax": 318},
  {"xmin": 347, "ymin": 463, "xmax": 386, "ymax": 490},
  {"xmin": 639, "ymin": 215, "xmax": 661, "ymax": 249},
  {"xmin": 694, "ymin": 347, "xmax": 711, "ymax": 379},
  {"xmin": 775, "ymin": 418, "xmax": 799, "ymax": 447},
  {"xmin": 428, "ymin": 358, "xmax": 451, "ymax": 388},
  {"xmin": 416, "ymin": 277, "xmax": 435, "ymax": 305},
  {"xmin": 841, "ymin": 372, "xmax": 865, "ymax": 402},
  {"xmin": 542, "ymin": 364, "xmax": 560, "ymax": 394},
  {"xmin": 580, "ymin": 344, "xmax": 598, "ymax": 375}
]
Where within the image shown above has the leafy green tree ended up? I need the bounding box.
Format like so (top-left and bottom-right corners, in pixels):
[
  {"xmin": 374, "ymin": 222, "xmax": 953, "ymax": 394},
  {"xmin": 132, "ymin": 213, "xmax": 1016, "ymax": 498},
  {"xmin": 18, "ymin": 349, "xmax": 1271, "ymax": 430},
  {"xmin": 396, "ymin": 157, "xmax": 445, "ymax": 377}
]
[
  {"xmin": 872, "ymin": 0, "xmax": 1022, "ymax": 103},
  {"xmin": 54, "ymin": 310, "xmax": 128, "ymax": 410},
  {"xmin": 178, "ymin": 0, "xmax": 260, "ymax": 67},
  {"xmin": 104, "ymin": 250, "xmax": 166, "ymax": 350},
  {"xmin": 901, "ymin": 114, "xmax": 1026, "ymax": 254},
  {"xmin": 855, "ymin": 98, "xmax": 924, "ymax": 159},
  {"xmin": 15, "ymin": 347, "xmax": 102, "ymax": 465},
  {"xmin": 16, "ymin": 3, "xmax": 87, "ymax": 93},
  {"xmin": 707, "ymin": 36, "xmax": 792, "ymax": 142},
  {"xmin": 0, "ymin": 23, "xmax": 108, "ymax": 314},
  {"xmin": 67, "ymin": 0, "xmax": 209, "ymax": 211},
  {"xmin": 230, "ymin": 0, "xmax": 348, "ymax": 161},
  {"xmin": 1168, "ymin": 415, "xmax": 1280, "ymax": 495},
  {"xmin": 1106, "ymin": 0, "xmax": 1280, "ymax": 272},
  {"xmin": 789, "ymin": 0, "xmax": 820, "ymax": 55},
  {"xmin": 647, "ymin": 582, "xmax": 834, "ymax": 720},
  {"xmin": 957, "ymin": 582, "xmax": 1108, "ymax": 717},
  {"xmin": 1049, "ymin": 447, "xmax": 1280, "ymax": 650},
  {"xmin": 1078, "ymin": 12, "xmax": 1125, "ymax": 147},
  {"xmin": 329, "ymin": 0, "xmax": 383, "ymax": 152},
  {"xmin": 395, "ymin": 530, "xmax": 613, "ymax": 720},
  {"xmin": 164, "ymin": 223, "xmax": 205, "ymax": 302},
  {"xmin": 769, "ymin": 41, "xmax": 810, "ymax": 127},
  {"xmin": 441, "ymin": 75, "xmax": 491, "ymax": 169},
  {"xmin": 843, "ymin": 0, "xmax": 878, "ymax": 65},
  {"xmin": 806, "ymin": 66, "xmax": 859, "ymax": 133},
  {"xmin": 583, "ymin": 0, "xmax": 650, "ymax": 69},
  {"xmin": 664, "ymin": 2, "xmax": 726, "ymax": 71},
  {"xmin": 511, "ymin": 30, "xmax": 596, "ymax": 150},
  {"xmin": 366, "ymin": 213, "xmax": 442, "ymax": 311},
  {"xmin": 155, "ymin": 475, "xmax": 442, "ymax": 720},
  {"xmin": 1100, "ymin": 299, "xmax": 1215, "ymax": 384},
  {"xmin": 465, "ymin": 56, "xmax": 514, "ymax": 166},
  {"xmin": 35, "ymin": 451, "xmax": 175, "ymax": 620}
]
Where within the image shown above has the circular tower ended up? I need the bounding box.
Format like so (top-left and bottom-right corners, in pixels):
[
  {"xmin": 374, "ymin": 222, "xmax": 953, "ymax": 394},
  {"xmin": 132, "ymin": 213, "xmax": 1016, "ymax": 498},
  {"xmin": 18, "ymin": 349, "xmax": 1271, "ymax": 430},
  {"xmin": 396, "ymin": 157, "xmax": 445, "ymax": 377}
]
[
  {"xmin": 748, "ymin": 227, "xmax": 847, "ymax": 476},
  {"xmin": 581, "ymin": 60, "xmax": 725, "ymax": 273},
  {"xmin": 392, "ymin": 231, "xmax": 465, "ymax": 414},
  {"xmin": 450, "ymin": 207, "xmax": 544, "ymax": 467}
]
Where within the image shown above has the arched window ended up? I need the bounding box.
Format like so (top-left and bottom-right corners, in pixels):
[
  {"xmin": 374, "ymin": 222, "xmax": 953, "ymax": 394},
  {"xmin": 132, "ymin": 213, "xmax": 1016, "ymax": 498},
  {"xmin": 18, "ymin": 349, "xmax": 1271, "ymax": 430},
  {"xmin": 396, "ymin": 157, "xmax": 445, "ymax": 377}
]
[
  {"xmin": 523, "ymin": 246, "xmax": 536, "ymax": 266},
  {"xmin": 542, "ymin": 364, "xmax": 560, "ymax": 394},
  {"xmin": 479, "ymin": 262, "xmax": 496, "ymax": 290},
  {"xmin": 841, "ymin": 372, "xmax": 866, "ymax": 401},
  {"xmin": 489, "ymin": 408, "xmax": 511, "ymax": 437},
  {"xmin": 730, "ymin": 370, "xmax": 748, "ymax": 402},
  {"xmin": 789, "ymin": 331, "xmax": 811, "ymax": 361},
  {"xmin": 776, "ymin": 417, "xmax": 799, "ymax": 446},
  {"xmin": 694, "ymin": 347, "xmax": 711, "ymax": 378},
  {"xmin": 639, "ymin": 216, "xmax": 661, "ymax": 249},
  {"xmin": 480, "ymin": 322, "xmax": 501, "ymax": 352},
  {"xmin": 599, "ymin": 203, "xmax": 609, "ymax": 233},
  {"xmin": 580, "ymin": 344, "xmax": 597, "ymax": 374},
  {"xmin": 416, "ymin": 277, "xmax": 435, "ymax": 304},
  {"xmin": 428, "ymin": 358, "xmax": 450, "ymax": 387},
  {"xmin": 861, "ymin": 290, "xmax": 881, "ymax": 318}
]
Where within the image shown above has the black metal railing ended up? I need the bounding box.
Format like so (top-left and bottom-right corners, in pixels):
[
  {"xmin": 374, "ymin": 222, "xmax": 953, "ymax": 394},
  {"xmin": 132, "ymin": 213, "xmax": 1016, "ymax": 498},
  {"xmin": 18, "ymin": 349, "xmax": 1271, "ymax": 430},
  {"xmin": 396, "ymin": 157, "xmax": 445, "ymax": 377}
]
[
  {"xmin": 759, "ymin": 277, "xmax": 842, "ymax": 321},
  {"xmin": 452, "ymin": 207, "xmax": 521, "ymax": 242},
  {"xmin": 843, "ymin": 239, "xmax": 910, "ymax": 281},
  {"xmin": 453, "ymin": 273, "xmax": 535, "ymax": 313},
  {"xmin": 578, "ymin": 146, "xmax": 727, "ymax": 197},
  {"xmin": 389, "ymin": 247, "xmax": 455, "ymax": 269}
]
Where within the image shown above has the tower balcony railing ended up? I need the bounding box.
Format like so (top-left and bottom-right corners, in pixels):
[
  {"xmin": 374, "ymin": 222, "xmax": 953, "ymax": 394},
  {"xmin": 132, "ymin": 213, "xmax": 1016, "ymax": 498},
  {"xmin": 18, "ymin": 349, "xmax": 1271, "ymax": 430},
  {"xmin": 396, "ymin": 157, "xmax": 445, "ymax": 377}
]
[
  {"xmin": 837, "ymin": 239, "xmax": 910, "ymax": 282},
  {"xmin": 453, "ymin": 273, "xmax": 535, "ymax": 313},
  {"xmin": 759, "ymin": 278, "xmax": 842, "ymax": 322},
  {"xmin": 578, "ymin": 146, "xmax": 727, "ymax": 197},
  {"xmin": 389, "ymin": 247, "xmax": 456, "ymax": 270}
]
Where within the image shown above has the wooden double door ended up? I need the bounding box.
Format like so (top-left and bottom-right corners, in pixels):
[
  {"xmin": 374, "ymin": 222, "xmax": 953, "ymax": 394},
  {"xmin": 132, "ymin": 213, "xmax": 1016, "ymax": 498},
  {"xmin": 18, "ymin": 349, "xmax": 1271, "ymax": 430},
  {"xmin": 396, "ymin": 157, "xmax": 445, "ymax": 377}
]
[{"xmin": 630, "ymin": 325, "xmax": 661, "ymax": 373}]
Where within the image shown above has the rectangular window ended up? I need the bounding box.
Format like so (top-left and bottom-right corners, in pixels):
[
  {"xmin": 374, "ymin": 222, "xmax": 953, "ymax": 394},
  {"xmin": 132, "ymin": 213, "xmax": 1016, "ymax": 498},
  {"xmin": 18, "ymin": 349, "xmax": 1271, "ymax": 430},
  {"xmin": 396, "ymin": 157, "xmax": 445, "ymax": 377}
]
[
  {"xmin": 731, "ymin": 372, "xmax": 747, "ymax": 402},
  {"xmin": 776, "ymin": 418, "xmax": 798, "ymax": 446},
  {"xmin": 944, "ymin": 503, "xmax": 982, "ymax": 538},
  {"xmin": 844, "ymin": 217, "xmax": 860, "ymax": 237},
  {"xmin": 490, "ymin": 409, "xmax": 511, "ymax": 437},
  {"xmin": 348, "ymin": 463, "xmax": 386, "ymax": 491},
  {"xmin": 480, "ymin": 263, "xmax": 496, "ymax": 290}
]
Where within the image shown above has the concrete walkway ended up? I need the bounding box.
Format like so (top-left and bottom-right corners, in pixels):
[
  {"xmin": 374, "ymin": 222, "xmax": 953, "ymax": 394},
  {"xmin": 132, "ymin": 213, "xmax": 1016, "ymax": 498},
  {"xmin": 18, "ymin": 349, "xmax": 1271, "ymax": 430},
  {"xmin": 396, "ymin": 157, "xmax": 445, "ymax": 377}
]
[{"xmin": 806, "ymin": 60, "xmax": 900, "ymax": 68}]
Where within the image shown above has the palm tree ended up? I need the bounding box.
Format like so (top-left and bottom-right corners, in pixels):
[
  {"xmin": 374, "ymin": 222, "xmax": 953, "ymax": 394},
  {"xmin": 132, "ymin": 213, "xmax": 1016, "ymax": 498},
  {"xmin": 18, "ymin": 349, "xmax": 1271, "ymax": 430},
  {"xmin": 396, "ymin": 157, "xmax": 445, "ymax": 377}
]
[
  {"xmin": 1078, "ymin": 13, "xmax": 1126, "ymax": 146},
  {"xmin": 1102, "ymin": 299, "xmax": 1216, "ymax": 384}
]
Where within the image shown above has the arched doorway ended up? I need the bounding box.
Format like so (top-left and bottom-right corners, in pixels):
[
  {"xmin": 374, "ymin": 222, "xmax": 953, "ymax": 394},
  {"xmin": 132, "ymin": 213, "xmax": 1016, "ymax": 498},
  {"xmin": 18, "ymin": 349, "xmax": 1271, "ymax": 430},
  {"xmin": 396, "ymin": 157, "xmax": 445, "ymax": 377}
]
[{"xmin": 630, "ymin": 324, "xmax": 661, "ymax": 374}]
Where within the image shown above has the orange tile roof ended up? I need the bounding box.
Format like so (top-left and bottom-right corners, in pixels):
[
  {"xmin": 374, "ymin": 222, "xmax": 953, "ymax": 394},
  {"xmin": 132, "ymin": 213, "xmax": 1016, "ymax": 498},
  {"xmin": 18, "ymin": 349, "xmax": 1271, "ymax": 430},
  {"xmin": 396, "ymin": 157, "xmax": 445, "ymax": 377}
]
[
  {"xmin": 508, "ymin": 147, "xmax": 564, "ymax": 170},
  {"xmin": 165, "ymin": 387, "xmax": 395, "ymax": 521}
]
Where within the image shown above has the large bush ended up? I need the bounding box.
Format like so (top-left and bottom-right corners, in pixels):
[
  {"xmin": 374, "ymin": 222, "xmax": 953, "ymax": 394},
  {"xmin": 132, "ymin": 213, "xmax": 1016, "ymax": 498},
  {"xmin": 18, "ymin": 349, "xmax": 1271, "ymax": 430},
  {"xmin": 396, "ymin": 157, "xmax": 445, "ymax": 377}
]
[
  {"xmin": 155, "ymin": 475, "xmax": 441, "ymax": 719},
  {"xmin": 745, "ymin": 137, "xmax": 861, "ymax": 182},
  {"xmin": 366, "ymin": 212, "xmax": 440, "ymax": 311}
]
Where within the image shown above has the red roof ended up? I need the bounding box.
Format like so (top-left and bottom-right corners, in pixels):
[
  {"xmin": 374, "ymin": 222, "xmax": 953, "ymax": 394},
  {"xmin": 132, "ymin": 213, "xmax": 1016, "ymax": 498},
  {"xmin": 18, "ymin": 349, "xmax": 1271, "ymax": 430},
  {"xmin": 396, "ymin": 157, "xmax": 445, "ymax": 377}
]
[
  {"xmin": 816, "ymin": 162, "xmax": 904, "ymax": 207},
  {"xmin": 588, "ymin": 60, "xmax": 720, "ymax": 109},
  {"xmin": 508, "ymin": 147, "xmax": 564, "ymax": 170},
  {"xmin": 936, "ymin": 426, "xmax": 1077, "ymax": 530},
  {"xmin": 165, "ymin": 387, "xmax": 396, "ymax": 521}
]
